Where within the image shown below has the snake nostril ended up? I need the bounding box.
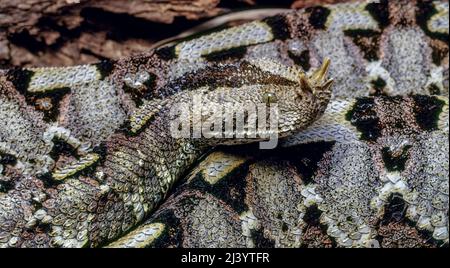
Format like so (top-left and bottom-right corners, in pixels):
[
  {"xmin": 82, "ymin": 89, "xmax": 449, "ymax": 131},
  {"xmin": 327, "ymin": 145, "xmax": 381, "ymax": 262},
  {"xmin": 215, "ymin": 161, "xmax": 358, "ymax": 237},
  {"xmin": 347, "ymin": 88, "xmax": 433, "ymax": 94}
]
[{"xmin": 263, "ymin": 92, "xmax": 278, "ymax": 105}]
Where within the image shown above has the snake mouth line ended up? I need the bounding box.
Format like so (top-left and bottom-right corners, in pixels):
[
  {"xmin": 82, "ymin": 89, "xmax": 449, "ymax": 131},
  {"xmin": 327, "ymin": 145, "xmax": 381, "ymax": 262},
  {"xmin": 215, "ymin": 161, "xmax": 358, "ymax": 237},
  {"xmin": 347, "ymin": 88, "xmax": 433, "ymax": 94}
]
[{"xmin": 168, "ymin": 92, "xmax": 281, "ymax": 149}]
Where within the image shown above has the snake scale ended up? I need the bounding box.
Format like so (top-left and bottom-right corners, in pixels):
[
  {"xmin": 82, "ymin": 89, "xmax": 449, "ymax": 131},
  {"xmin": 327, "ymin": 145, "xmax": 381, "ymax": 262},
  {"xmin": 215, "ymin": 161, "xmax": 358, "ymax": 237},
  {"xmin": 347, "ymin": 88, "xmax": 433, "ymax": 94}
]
[{"xmin": 0, "ymin": 0, "xmax": 448, "ymax": 248}]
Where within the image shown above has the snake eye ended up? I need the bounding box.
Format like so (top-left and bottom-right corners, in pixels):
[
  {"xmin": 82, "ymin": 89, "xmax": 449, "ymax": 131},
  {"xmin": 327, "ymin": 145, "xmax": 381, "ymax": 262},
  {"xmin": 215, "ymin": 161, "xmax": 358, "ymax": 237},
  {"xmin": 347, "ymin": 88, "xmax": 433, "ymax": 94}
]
[{"xmin": 263, "ymin": 92, "xmax": 277, "ymax": 105}]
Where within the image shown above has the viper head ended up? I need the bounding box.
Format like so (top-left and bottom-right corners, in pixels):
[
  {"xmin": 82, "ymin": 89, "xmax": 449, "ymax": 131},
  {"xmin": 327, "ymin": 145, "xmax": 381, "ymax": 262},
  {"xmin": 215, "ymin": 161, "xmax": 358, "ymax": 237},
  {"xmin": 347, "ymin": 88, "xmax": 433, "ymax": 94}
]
[
  {"xmin": 136, "ymin": 59, "xmax": 334, "ymax": 147},
  {"xmin": 259, "ymin": 58, "xmax": 333, "ymax": 138}
]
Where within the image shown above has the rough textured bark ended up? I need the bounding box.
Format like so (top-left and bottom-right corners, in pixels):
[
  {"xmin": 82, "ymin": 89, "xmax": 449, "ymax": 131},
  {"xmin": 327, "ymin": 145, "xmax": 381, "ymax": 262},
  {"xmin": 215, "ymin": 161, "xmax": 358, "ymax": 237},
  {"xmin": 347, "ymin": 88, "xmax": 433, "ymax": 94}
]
[
  {"xmin": 0, "ymin": 0, "xmax": 352, "ymax": 68},
  {"xmin": 0, "ymin": 0, "xmax": 224, "ymax": 67}
]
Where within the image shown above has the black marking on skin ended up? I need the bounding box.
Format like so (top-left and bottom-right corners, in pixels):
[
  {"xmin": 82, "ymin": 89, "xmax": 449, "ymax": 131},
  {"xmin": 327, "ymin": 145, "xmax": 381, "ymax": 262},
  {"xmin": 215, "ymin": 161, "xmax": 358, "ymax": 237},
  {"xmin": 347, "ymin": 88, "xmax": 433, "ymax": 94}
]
[
  {"xmin": 306, "ymin": 6, "xmax": 331, "ymax": 30},
  {"xmin": 377, "ymin": 194, "xmax": 445, "ymax": 248},
  {"xmin": 0, "ymin": 152, "xmax": 17, "ymax": 192},
  {"xmin": 147, "ymin": 211, "xmax": 182, "ymax": 248},
  {"xmin": 92, "ymin": 143, "xmax": 108, "ymax": 166},
  {"xmin": 7, "ymin": 68, "xmax": 71, "ymax": 121},
  {"xmin": 370, "ymin": 77, "xmax": 387, "ymax": 95},
  {"xmin": 186, "ymin": 161, "xmax": 250, "ymax": 214},
  {"xmin": 378, "ymin": 194, "xmax": 442, "ymax": 247},
  {"xmin": 412, "ymin": 95, "xmax": 445, "ymax": 131},
  {"xmin": 380, "ymin": 194, "xmax": 407, "ymax": 224},
  {"xmin": 176, "ymin": 194, "xmax": 202, "ymax": 214},
  {"xmin": 300, "ymin": 204, "xmax": 337, "ymax": 248},
  {"xmin": 49, "ymin": 137, "xmax": 78, "ymax": 161},
  {"xmin": 155, "ymin": 45, "xmax": 177, "ymax": 61},
  {"xmin": 276, "ymin": 142, "xmax": 335, "ymax": 184},
  {"xmin": 344, "ymin": 29, "xmax": 382, "ymax": 61},
  {"xmin": 0, "ymin": 180, "xmax": 15, "ymax": 193},
  {"xmin": 346, "ymin": 97, "xmax": 381, "ymax": 141},
  {"xmin": 95, "ymin": 60, "xmax": 115, "ymax": 80},
  {"xmin": 118, "ymin": 118, "xmax": 151, "ymax": 137},
  {"xmin": 30, "ymin": 196, "xmax": 44, "ymax": 211},
  {"xmin": 70, "ymin": 158, "xmax": 101, "ymax": 180},
  {"xmin": 416, "ymin": 1, "xmax": 449, "ymax": 43},
  {"xmin": 204, "ymin": 46, "xmax": 247, "ymax": 62},
  {"xmin": 24, "ymin": 87, "xmax": 71, "ymax": 122},
  {"xmin": 0, "ymin": 182, "xmax": 12, "ymax": 195},
  {"xmin": 123, "ymin": 72, "xmax": 157, "ymax": 106},
  {"xmin": 303, "ymin": 205, "xmax": 322, "ymax": 226},
  {"xmin": 431, "ymin": 45, "xmax": 449, "ymax": 66},
  {"xmin": 381, "ymin": 145, "xmax": 412, "ymax": 172},
  {"xmin": 48, "ymin": 137, "xmax": 104, "ymax": 181},
  {"xmin": 37, "ymin": 172, "xmax": 59, "ymax": 188},
  {"xmin": 288, "ymin": 50, "xmax": 311, "ymax": 71},
  {"xmin": 31, "ymin": 223, "xmax": 52, "ymax": 242},
  {"xmin": 366, "ymin": 0, "xmax": 390, "ymax": 29},
  {"xmin": 263, "ymin": 15, "xmax": 290, "ymax": 40},
  {"xmin": 143, "ymin": 72, "xmax": 157, "ymax": 93},
  {"xmin": 6, "ymin": 68, "xmax": 34, "ymax": 94},
  {"xmin": 0, "ymin": 152, "xmax": 17, "ymax": 166},
  {"xmin": 250, "ymin": 229, "xmax": 275, "ymax": 248},
  {"xmin": 117, "ymin": 120, "xmax": 134, "ymax": 136},
  {"xmin": 49, "ymin": 141, "xmax": 106, "ymax": 181},
  {"xmin": 427, "ymin": 83, "xmax": 441, "ymax": 95}
]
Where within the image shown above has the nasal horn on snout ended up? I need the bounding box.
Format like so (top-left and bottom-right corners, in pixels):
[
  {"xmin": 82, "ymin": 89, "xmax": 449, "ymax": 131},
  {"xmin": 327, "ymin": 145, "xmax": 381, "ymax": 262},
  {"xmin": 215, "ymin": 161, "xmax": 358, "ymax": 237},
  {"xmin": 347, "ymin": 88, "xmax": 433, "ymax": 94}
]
[
  {"xmin": 298, "ymin": 58, "xmax": 333, "ymax": 95},
  {"xmin": 300, "ymin": 58, "xmax": 334, "ymax": 113},
  {"xmin": 312, "ymin": 58, "xmax": 331, "ymax": 84}
]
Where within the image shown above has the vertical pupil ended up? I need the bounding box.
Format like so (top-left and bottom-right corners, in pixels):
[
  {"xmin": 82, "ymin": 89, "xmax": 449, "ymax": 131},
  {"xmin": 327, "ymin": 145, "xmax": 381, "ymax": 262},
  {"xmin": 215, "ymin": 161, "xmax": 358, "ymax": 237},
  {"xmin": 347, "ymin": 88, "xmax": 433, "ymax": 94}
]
[{"xmin": 265, "ymin": 93, "xmax": 276, "ymax": 104}]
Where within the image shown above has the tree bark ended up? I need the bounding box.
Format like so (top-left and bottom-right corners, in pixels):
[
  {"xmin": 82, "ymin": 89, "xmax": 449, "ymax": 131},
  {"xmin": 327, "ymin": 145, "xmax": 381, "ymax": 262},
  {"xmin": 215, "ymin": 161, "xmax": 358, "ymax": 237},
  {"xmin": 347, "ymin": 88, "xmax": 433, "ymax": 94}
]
[
  {"xmin": 0, "ymin": 0, "xmax": 352, "ymax": 68},
  {"xmin": 0, "ymin": 0, "xmax": 224, "ymax": 67}
]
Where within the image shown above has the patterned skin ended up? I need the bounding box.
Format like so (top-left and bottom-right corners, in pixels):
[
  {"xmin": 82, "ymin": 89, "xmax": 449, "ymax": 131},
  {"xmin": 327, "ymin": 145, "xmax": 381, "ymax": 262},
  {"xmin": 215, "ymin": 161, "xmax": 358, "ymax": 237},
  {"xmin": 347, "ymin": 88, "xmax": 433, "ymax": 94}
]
[{"xmin": 0, "ymin": 0, "xmax": 449, "ymax": 247}]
